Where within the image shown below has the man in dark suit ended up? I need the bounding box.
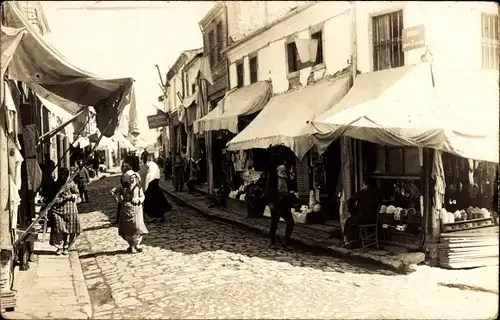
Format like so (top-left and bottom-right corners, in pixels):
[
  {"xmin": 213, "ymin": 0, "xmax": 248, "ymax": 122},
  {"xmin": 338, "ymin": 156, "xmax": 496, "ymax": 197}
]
[{"xmin": 264, "ymin": 164, "xmax": 296, "ymax": 249}]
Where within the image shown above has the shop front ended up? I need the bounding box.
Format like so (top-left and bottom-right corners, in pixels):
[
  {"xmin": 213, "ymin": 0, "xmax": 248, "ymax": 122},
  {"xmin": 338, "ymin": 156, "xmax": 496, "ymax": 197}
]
[
  {"xmin": 1, "ymin": 2, "xmax": 138, "ymax": 310},
  {"xmin": 226, "ymin": 76, "xmax": 350, "ymax": 224},
  {"xmin": 312, "ymin": 62, "xmax": 499, "ymax": 267},
  {"xmin": 193, "ymin": 80, "xmax": 272, "ymax": 196}
]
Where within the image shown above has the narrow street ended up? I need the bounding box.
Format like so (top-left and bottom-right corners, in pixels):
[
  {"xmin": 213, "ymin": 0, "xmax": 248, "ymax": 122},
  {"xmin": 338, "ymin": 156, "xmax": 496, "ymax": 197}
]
[{"xmin": 73, "ymin": 176, "xmax": 498, "ymax": 319}]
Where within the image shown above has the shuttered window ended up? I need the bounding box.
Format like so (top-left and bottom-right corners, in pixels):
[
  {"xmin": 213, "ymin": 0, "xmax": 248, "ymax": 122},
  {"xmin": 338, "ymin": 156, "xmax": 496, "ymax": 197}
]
[
  {"xmin": 216, "ymin": 22, "xmax": 223, "ymax": 65},
  {"xmin": 208, "ymin": 30, "xmax": 215, "ymax": 68},
  {"xmin": 372, "ymin": 10, "xmax": 404, "ymax": 71},
  {"xmin": 482, "ymin": 13, "xmax": 500, "ymax": 69}
]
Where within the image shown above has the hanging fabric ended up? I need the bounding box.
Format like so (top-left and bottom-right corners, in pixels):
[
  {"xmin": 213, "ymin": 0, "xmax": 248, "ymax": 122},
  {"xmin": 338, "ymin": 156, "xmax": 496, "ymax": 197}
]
[
  {"xmin": 197, "ymin": 55, "xmax": 214, "ymax": 85},
  {"xmin": 7, "ymin": 135, "xmax": 23, "ymax": 187},
  {"xmin": 25, "ymin": 159, "xmax": 42, "ymax": 191},
  {"xmin": 23, "ymin": 124, "xmax": 38, "ymax": 158},
  {"xmin": 294, "ymin": 39, "xmax": 319, "ymax": 63}
]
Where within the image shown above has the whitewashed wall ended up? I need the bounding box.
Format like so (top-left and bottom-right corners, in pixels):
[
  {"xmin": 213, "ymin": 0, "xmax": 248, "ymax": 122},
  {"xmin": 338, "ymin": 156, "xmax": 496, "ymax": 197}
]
[
  {"xmin": 227, "ymin": 1, "xmax": 498, "ymax": 93},
  {"xmin": 227, "ymin": 1, "xmax": 309, "ymax": 42},
  {"xmin": 226, "ymin": 2, "xmax": 352, "ymax": 94},
  {"xmin": 355, "ymin": 1, "xmax": 498, "ymax": 72},
  {"xmin": 167, "ymin": 76, "xmax": 183, "ymax": 114}
]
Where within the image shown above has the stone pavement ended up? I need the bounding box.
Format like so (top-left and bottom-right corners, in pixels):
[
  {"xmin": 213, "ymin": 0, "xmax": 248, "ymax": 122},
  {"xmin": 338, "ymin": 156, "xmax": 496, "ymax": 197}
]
[
  {"xmin": 71, "ymin": 176, "xmax": 497, "ymax": 319},
  {"xmin": 3, "ymin": 242, "xmax": 91, "ymax": 319},
  {"xmin": 161, "ymin": 181, "xmax": 426, "ymax": 272}
]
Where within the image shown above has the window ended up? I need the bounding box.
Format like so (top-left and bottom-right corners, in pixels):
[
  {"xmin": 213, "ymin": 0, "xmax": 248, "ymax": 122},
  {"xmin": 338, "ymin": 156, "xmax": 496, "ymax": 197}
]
[
  {"xmin": 311, "ymin": 31, "xmax": 324, "ymax": 65},
  {"xmin": 236, "ymin": 61, "xmax": 244, "ymax": 88},
  {"xmin": 185, "ymin": 73, "xmax": 190, "ymax": 95},
  {"xmin": 482, "ymin": 13, "xmax": 499, "ymax": 69},
  {"xmin": 373, "ymin": 146, "xmax": 420, "ymax": 176},
  {"xmin": 216, "ymin": 22, "xmax": 223, "ymax": 64},
  {"xmin": 286, "ymin": 42, "xmax": 299, "ymax": 73},
  {"xmin": 208, "ymin": 30, "xmax": 215, "ymax": 68},
  {"xmin": 249, "ymin": 56, "xmax": 258, "ymax": 83},
  {"xmin": 372, "ymin": 10, "xmax": 404, "ymax": 71},
  {"xmin": 191, "ymin": 83, "xmax": 196, "ymax": 94}
]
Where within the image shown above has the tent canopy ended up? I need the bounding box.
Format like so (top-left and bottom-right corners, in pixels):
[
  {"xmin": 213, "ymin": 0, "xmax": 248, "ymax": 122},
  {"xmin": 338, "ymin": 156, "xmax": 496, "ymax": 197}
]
[
  {"xmin": 2, "ymin": 2, "xmax": 138, "ymax": 137},
  {"xmin": 312, "ymin": 63, "xmax": 499, "ymax": 163},
  {"xmin": 227, "ymin": 77, "xmax": 350, "ymax": 159},
  {"xmin": 193, "ymin": 80, "xmax": 272, "ymax": 134}
]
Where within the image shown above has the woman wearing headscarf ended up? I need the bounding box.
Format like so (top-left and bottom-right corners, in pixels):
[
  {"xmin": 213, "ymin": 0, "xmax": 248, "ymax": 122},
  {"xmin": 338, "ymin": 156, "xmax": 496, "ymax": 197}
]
[
  {"xmin": 140, "ymin": 151, "xmax": 172, "ymax": 222},
  {"xmin": 48, "ymin": 168, "xmax": 82, "ymax": 255},
  {"xmin": 111, "ymin": 162, "xmax": 132, "ymax": 224},
  {"xmin": 111, "ymin": 170, "xmax": 148, "ymax": 253}
]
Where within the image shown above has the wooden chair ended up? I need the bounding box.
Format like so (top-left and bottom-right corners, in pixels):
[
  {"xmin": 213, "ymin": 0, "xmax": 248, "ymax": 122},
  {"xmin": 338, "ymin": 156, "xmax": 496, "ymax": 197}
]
[{"xmin": 357, "ymin": 209, "xmax": 380, "ymax": 252}]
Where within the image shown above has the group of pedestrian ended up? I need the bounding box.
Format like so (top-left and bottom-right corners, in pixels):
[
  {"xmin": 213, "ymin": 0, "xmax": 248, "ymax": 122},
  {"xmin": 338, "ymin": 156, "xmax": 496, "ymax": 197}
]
[{"xmin": 110, "ymin": 151, "xmax": 172, "ymax": 253}]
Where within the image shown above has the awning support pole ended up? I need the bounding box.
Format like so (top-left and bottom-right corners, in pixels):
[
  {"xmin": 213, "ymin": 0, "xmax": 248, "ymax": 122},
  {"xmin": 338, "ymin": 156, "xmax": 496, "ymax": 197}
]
[{"xmin": 37, "ymin": 107, "xmax": 87, "ymax": 145}]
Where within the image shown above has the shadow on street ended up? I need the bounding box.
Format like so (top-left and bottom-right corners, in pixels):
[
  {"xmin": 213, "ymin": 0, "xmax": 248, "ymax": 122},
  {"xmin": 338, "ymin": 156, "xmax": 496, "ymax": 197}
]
[{"xmin": 78, "ymin": 175, "xmax": 397, "ymax": 277}]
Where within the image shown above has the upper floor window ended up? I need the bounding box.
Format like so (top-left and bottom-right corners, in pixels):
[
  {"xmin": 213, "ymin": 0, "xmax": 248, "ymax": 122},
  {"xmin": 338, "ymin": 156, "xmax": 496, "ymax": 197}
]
[
  {"xmin": 208, "ymin": 30, "xmax": 215, "ymax": 68},
  {"xmin": 191, "ymin": 83, "xmax": 196, "ymax": 94},
  {"xmin": 286, "ymin": 42, "xmax": 299, "ymax": 73},
  {"xmin": 482, "ymin": 13, "xmax": 499, "ymax": 69},
  {"xmin": 249, "ymin": 56, "xmax": 258, "ymax": 84},
  {"xmin": 216, "ymin": 22, "xmax": 223, "ymax": 64},
  {"xmin": 311, "ymin": 31, "xmax": 324, "ymax": 65},
  {"xmin": 372, "ymin": 10, "xmax": 404, "ymax": 71},
  {"xmin": 236, "ymin": 61, "xmax": 244, "ymax": 88},
  {"xmin": 185, "ymin": 73, "xmax": 190, "ymax": 96},
  {"xmin": 286, "ymin": 33, "xmax": 325, "ymax": 74}
]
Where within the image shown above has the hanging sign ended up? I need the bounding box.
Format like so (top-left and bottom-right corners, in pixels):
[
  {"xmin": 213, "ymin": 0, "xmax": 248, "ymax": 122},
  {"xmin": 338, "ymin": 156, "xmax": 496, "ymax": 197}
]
[
  {"xmin": 402, "ymin": 25, "xmax": 426, "ymax": 52},
  {"xmin": 147, "ymin": 113, "xmax": 169, "ymax": 129}
]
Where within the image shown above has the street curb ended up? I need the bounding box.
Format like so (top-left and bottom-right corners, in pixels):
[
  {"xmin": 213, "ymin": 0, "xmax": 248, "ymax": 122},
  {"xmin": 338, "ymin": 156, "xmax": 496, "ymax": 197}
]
[
  {"xmin": 163, "ymin": 188, "xmax": 419, "ymax": 273},
  {"xmin": 68, "ymin": 252, "xmax": 92, "ymax": 319}
]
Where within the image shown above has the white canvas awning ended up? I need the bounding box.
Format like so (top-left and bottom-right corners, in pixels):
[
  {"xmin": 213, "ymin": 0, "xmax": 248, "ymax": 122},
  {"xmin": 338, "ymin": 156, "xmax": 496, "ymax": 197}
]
[
  {"xmin": 312, "ymin": 63, "xmax": 499, "ymax": 163},
  {"xmin": 2, "ymin": 2, "xmax": 138, "ymax": 137},
  {"xmin": 193, "ymin": 81, "xmax": 272, "ymax": 134},
  {"xmin": 227, "ymin": 77, "xmax": 350, "ymax": 159},
  {"xmin": 37, "ymin": 93, "xmax": 72, "ymax": 121}
]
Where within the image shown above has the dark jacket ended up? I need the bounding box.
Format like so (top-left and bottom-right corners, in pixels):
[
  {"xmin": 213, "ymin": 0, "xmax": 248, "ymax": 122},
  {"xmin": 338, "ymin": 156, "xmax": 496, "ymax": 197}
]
[{"xmin": 263, "ymin": 172, "xmax": 294, "ymax": 206}]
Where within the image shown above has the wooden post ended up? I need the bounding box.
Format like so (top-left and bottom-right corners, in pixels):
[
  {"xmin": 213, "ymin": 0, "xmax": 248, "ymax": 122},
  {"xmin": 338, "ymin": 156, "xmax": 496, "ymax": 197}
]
[
  {"xmin": 206, "ymin": 131, "xmax": 214, "ymax": 194},
  {"xmin": 63, "ymin": 136, "xmax": 70, "ymax": 168},
  {"xmin": 424, "ymin": 148, "xmax": 439, "ymax": 264},
  {"xmin": 339, "ymin": 2, "xmax": 358, "ymax": 239},
  {"xmin": 56, "ymin": 134, "xmax": 63, "ymax": 168}
]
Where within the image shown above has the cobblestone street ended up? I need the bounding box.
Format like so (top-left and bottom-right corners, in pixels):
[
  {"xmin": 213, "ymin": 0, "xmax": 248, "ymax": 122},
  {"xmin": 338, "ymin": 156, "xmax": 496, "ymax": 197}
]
[{"xmin": 74, "ymin": 176, "xmax": 498, "ymax": 319}]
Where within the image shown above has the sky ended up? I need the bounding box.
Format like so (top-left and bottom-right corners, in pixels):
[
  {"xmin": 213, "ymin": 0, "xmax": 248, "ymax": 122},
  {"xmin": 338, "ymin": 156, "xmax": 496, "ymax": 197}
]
[{"xmin": 41, "ymin": 1, "xmax": 214, "ymax": 143}]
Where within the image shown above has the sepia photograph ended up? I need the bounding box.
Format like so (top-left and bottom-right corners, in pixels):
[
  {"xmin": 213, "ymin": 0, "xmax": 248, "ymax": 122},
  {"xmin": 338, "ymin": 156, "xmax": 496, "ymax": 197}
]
[{"xmin": 0, "ymin": 1, "xmax": 498, "ymax": 319}]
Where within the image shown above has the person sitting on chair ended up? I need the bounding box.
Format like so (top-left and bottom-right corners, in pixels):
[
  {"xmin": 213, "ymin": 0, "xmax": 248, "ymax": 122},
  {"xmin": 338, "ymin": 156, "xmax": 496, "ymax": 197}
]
[{"xmin": 343, "ymin": 177, "xmax": 382, "ymax": 248}]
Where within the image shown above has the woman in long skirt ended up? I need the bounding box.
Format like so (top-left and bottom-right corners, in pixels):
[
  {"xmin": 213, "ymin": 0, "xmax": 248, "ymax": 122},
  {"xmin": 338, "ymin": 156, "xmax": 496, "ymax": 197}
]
[
  {"xmin": 111, "ymin": 170, "xmax": 148, "ymax": 253},
  {"xmin": 49, "ymin": 168, "xmax": 82, "ymax": 255},
  {"xmin": 111, "ymin": 162, "xmax": 132, "ymax": 224},
  {"xmin": 140, "ymin": 152, "xmax": 172, "ymax": 222}
]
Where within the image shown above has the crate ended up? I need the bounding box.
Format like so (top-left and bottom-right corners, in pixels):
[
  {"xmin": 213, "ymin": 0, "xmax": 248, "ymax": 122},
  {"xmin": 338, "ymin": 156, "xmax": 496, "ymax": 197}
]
[{"xmin": 441, "ymin": 217, "xmax": 495, "ymax": 233}]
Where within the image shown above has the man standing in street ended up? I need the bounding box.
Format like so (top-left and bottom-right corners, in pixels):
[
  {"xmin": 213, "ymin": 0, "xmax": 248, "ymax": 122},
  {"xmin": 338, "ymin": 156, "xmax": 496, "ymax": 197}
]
[
  {"xmin": 264, "ymin": 164, "xmax": 295, "ymax": 249},
  {"xmin": 75, "ymin": 159, "xmax": 90, "ymax": 203},
  {"xmin": 173, "ymin": 154, "xmax": 185, "ymax": 192}
]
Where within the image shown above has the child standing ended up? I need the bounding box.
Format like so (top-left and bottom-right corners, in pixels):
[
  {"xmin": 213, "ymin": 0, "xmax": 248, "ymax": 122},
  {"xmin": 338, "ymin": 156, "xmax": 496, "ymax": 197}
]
[{"xmin": 111, "ymin": 170, "xmax": 149, "ymax": 253}]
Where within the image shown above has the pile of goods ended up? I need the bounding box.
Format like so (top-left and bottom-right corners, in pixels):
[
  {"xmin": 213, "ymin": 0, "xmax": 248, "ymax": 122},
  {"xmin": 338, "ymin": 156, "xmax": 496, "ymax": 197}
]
[
  {"xmin": 378, "ymin": 205, "xmax": 421, "ymax": 233},
  {"xmin": 291, "ymin": 189, "xmax": 321, "ymax": 224},
  {"xmin": 440, "ymin": 206, "xmax": 491, "ymax": 224},
  {"xmin": 228, "ymin": 185, "xmax": 247, "ymax": 201}
]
